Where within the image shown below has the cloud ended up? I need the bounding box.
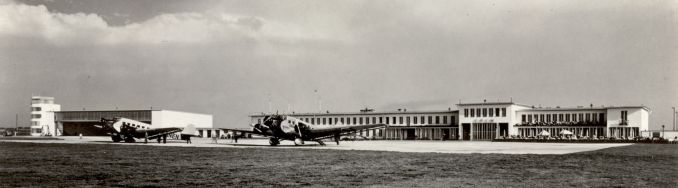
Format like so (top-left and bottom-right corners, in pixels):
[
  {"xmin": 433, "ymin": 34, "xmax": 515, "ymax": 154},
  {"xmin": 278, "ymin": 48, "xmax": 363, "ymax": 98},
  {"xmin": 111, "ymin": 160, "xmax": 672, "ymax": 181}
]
[{"xmin": 0, "ymin": 2, "xmax": 342, "ymax": 47}]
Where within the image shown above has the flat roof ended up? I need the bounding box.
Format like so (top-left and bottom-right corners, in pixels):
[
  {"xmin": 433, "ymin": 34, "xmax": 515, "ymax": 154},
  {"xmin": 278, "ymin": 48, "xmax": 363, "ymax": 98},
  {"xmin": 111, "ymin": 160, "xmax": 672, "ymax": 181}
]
[
  {"xmin": 516, "ymin": 106, "xmax": 651, "ymax": 112},
  {"xmin": 456, "ymin": 102, "xmax": 532, "ymax": 108},
  {"xmin": 250, "ymin": 110, "xmax": 458, "ymax": 117}
]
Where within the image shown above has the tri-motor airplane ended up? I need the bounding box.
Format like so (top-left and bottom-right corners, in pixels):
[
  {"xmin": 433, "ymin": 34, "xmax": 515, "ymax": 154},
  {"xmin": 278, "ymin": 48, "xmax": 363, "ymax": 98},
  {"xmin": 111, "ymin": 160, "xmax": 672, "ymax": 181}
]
[
  {"xmin": 221, "ymin": 115, "xmax": 387, "ymax": 146},
  {"xmin": 97, "ymin": 117, "xmax": 198, "ymax": 143}
]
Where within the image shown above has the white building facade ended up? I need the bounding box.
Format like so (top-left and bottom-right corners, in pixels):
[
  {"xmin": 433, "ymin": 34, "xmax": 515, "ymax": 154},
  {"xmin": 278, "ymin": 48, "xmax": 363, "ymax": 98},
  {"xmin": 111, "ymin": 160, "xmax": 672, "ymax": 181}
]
[
  {"xmin": 30, "ymin": 96, "xmax": 61, "ymax": 136},
  {"xmin": 250, "ymin": 101, "xmax": 651, "ymax": 141}
]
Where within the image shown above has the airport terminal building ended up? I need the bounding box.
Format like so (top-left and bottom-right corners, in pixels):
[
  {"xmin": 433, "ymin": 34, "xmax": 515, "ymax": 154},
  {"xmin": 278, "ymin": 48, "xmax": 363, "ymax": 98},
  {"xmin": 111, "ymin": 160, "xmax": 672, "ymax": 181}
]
[{"xmin": 250, "ymin": 102, "xmax": 650, "ymax": 140}]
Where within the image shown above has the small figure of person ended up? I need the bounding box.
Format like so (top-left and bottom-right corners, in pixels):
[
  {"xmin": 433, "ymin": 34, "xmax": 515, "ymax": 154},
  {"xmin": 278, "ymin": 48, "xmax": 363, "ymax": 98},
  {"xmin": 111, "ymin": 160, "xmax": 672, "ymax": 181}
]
[
  {"xmin": 212, "ymin": 135, "xmax": 218, "ymax": 144},
  {"xmin": 233, "ymin": 134, "xmax": 239, "ymax": 143},
  {"xmin": 79, "ymin": 133, "xmax": 82, "ymax": 140},
  {"xmin": 186, "ymin": 136, "xmax": 192, "ymax": 144}
]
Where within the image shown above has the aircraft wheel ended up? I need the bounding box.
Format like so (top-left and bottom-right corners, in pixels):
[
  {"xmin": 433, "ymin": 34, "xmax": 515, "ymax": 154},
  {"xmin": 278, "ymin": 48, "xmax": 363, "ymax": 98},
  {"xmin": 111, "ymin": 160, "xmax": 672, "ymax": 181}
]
[
  {"xmin": 124, "ymin": 135, "xmax": 136, "ymax": 143},
  {"xmin": 111, "ymin": 135, "xmax": 122, "ymax": 142},
  {"xmin": 269, "ymin": 138, "xmax": 279, "ymax": 146},
  {"xmin": 294, "ymin": 138, "xmax": 304, "ymax": 146}
]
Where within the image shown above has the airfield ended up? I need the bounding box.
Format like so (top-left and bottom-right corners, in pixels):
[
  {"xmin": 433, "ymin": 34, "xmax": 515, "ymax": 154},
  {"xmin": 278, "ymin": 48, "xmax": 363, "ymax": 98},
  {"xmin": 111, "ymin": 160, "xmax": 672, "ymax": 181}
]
[
  {"xmin": 2, "ymin": 136, "xmax": 632, "ymax": 155},
  {"xmin": 1, "ymin": 137, "xmax": 676, "ymax": 187}
]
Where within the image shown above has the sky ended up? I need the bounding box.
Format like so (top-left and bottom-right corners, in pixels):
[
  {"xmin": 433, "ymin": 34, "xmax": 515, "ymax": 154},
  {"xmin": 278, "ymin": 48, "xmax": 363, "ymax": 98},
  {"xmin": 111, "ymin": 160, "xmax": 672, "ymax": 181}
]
[{"xmin": 0, "ymin": 0, "xmax": 676, "ymax": 129}]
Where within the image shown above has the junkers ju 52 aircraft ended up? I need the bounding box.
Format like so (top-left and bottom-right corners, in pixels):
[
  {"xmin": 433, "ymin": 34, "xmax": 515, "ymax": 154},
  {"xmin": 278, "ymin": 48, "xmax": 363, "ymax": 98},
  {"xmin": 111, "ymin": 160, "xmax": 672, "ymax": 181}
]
[
  {"xmin": 221, "ymin": 115, "xmax": 387, "ymax": 146},
  {"xmin": 97, "ymin": 117, "xmax": 198, "ymax": 143}
]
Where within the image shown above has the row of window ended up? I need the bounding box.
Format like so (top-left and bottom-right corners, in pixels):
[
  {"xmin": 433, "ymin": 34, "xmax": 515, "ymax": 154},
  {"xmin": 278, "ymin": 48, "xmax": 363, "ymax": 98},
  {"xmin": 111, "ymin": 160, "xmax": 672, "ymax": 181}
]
[
  {"xmin": 31, "ymin": 114, "xmax": 42, "ymax": 119},
  {"xmin": 259, "ymin": 115, "xmax": 456, "ymax": 126},
  {"xmin": 463, "ymin": 108, "xmax": 507, "ymax": 118},
  {"xmin": 31, "ymin": 107, "xmax": 41, "ymax": 112},
  {"xmin": 57, "ymin": 111, "xmax": 152, "ymax": 121},
  {"xmin": 521, "ymin": 113, "xmax": 606, "ymax": 123}
]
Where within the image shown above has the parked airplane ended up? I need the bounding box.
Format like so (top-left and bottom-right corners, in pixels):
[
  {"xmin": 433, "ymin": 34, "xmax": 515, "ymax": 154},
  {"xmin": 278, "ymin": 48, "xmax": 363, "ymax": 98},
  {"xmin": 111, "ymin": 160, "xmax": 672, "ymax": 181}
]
[
  {"xmin": 221, "ymin": 115, "xmax": 386, "ymax": 146},
  {"xmin": 97, "ymin": 117, "xmax": 198, "ymax": 143}
]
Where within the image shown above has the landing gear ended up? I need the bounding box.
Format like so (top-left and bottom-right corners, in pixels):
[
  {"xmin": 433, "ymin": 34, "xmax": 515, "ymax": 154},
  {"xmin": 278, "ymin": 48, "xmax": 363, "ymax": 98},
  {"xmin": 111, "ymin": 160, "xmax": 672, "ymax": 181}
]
[
  {"xmin": 269, "ymin": 137, "xmax": 280, "ymax": 146},
  {"xmin": 316, "ymin": 140, "xmax": 326, "ymax": 146},
  {"xmin": 294, "ymin": 138, "xmax": 305, "ymax": 146},
  {"xmin": 111, "ymin": 135, "xmax": 122, "ymax": 142},
  {"xmin": 124, "ymin": 135, "xmax": 136, "ymax": 143}
]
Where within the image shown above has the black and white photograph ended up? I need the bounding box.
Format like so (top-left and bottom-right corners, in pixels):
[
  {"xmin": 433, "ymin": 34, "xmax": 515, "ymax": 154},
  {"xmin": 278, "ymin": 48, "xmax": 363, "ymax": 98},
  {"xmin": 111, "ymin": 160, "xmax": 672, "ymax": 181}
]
[{"xmin": 0, "ymin": 0, "xmax": 676, "ymax": 187}]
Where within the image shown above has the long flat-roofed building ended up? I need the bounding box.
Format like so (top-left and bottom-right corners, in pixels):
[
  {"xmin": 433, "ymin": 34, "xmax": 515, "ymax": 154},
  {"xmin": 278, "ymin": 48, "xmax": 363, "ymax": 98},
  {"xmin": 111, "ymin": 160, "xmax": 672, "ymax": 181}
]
[
  {"xmin": 250, "ymin": 109, "xmax": 459, "ymax": 140},
  {"xmin": 251, "ymin": 101, "xmax": 650, "ymax": 141}
]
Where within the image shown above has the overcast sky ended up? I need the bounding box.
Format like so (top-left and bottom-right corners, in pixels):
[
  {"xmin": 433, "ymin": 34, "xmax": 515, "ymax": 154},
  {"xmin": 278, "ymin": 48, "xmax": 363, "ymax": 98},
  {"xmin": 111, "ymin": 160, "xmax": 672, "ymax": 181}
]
[{"xmin": 0, "ymin": 0, "xmax": 676, "ymax": 129}]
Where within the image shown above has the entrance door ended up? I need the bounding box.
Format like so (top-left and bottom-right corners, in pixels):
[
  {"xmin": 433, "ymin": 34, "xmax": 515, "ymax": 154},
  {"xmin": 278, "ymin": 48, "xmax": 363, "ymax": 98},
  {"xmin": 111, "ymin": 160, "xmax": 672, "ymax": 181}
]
[
  {"xmin": 442, "ymin": 129, "xmax": 450, "ymax": 140},
  {"xmin": 406, "ymin": 129, "xmax": 416, "ymax": 140},
  {"xmin": 462, "ymin": 123, "xmax": 470, "ymax": 140},
  {"xmin": 499, "ymin": 123, "xmax": 509, "ymax": 137}
]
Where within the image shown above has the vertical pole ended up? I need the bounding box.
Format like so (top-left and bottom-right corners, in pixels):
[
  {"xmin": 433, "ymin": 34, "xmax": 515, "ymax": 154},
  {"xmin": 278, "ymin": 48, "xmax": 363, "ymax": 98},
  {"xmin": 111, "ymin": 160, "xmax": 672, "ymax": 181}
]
[
  {"xmin": 673, "ymin": 107, "xmax": 676, "ymax": 131},
  {"xmin": 15, "ymin": 114, "xmax": 18, "ymax": 136}
]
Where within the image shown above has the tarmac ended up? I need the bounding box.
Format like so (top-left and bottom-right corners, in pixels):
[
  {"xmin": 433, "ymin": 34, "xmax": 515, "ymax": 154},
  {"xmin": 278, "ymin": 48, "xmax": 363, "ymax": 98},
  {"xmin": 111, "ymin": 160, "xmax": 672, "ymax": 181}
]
[{"xmin": 0, "ymin": 136, "xmax": 631, "ymax": 154}]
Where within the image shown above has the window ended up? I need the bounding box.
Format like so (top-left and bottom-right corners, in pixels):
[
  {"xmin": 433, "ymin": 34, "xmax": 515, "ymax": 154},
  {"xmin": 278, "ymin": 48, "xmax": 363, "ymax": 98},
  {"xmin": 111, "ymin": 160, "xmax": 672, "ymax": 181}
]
[
  {"xmin": 621, "ymin": 111, "xmax": 628, "ymax": 121},
  {"xmin": 585, "ymin": 114, "xmax": 591, "ymax": 122},
  {"xmin": 501, "ymin": 108, "xmax": 506, "ymax": 117},
  {"xmin": 559, "ymin": 114, "xmax": 563, "ymax": 122},
  {"xmin": 32, "ymin": 121, "xmax": 38, "ymax": 126},
  {"xmin": 32, "ymin": 107, "xmax": 41, "ymax": 111},
  {"xmin": 379, "ymin": 117, "xmax": 383, "ymax": 124},
  {"xmin": 443, "ymin": 116, "xmax": 447, "ymax": 124},
  {"xmin": 599, "ymin": 113, "xmax": 606, "ymax": 122},
  {"xmin": 392, "ymin": 117, "xmax": 396, "ymax": 124},
  {"xmin": 482, "ymin": 108, "xmax": 487, "ymax": 117},
  {"xmin": 546, "ymin": 114, "xmax": 551, "ymax": 122},
  {"xmin": 372, "ymin": 117, "xmax": 376, "ymax": 124},
  {"xmin": 464, "ymin": 109, "xmax": 468, "ymax": 117},
  {"xmin": 470, "ymin": 109, "xmax": 475, "ymax": 117},
  {"xmin": 353, "ymin": 117, "xmax": 357, "ymax": 124},
  {"xmin": 521, "ymin": 115, "xmax": 526, "ymax": 122},
  {"xmin": 450, "ymin": 116, "xmax": 455, "ymax": 125},
  {"xmin": 406, "ymin": 117, "xmax": 410, "ymax": 125},
  {"xmin": 413, "ymin": 116, "xmax": 418, "ymax": 124},
  {"xmin": 552, "ymin": 114, "xmax": 557, "ymax": 122},
  {"xmin": 323, "ymin": 118, "xmax": 326, "ymax": 124},
  {"xmin": 340, "ymin": 118, "xmax": 345, "ymax": 124},
  {"xmin": 335, "ymin": 118, "xmax": 338, "ymax": 124},
  {"xmin": 533, "ymin": 114, "xmax": 538, "ymax": 122},
  {"xmin": 572, "ymin": 114, "xmax": 577, "ymax": 121},
  {"xmin": 428, "ymin": 116, "xmax": 433, "ymax": 124},
  {"xmin": 495, "ymin": 108, "xmax": 500, "ymax": 116},
  {"xmin": 578, "ymin": 114, "xmax": 583, "ymax": 122},
  {"xmin": 329, "ymin": 118, "xmax": 333, "ymax": 125},
  {"xmin": 539, "ymin": 114, "xmax": 544, "ymax": 122},
  {"xmin": 435, "ymin": 116, "xmax": 440, "ymax": 124},
  {"xmin": 31, "ymin": 114, "xmax": 41, "ymax": 119},
  {"xmin": 421, "ymin": 116, "xmax": 425, "ymax": 124},
  {"xmin": 399, "ymin": 117, "xmax": 403, "ymax": 124},
  {"xmin": 565, "ymin": 114, "xmax": 570, "ymax": 122},
  {"xmin": 489, "ymin": 108, "xmax": 494, "ymax": 117},
  {"xmin": 476, "ymin": 109, "xmax": 481, "ymax": 117},
  {"xmin": 365, "ymin": 117, "xmax": 369, "ymax": 124},
  {"xmin": 385, "ymin": 117, "xmax": 390, "ymax": 124},
  {"xmin": 359, "ymin": 117, "xmax": 363, "ymax": 124},
  {"xmin": 528, "ymin": 115, "xmax": 533, "ymax": 122}
]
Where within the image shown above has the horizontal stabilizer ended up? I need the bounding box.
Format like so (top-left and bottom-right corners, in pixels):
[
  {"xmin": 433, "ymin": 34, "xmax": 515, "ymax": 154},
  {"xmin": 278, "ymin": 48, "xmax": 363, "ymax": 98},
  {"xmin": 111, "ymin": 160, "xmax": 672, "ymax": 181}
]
[{"xmin": 181, "ymin": 124, "xmax": 198, "ymax": 136}]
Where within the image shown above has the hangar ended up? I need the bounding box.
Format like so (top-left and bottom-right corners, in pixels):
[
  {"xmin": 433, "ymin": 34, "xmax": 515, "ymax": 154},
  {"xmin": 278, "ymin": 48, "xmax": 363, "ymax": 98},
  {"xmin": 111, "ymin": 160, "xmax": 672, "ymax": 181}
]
[{"xmin": 54, "ymin": 110, "xmax": 214, "ymax": 137}]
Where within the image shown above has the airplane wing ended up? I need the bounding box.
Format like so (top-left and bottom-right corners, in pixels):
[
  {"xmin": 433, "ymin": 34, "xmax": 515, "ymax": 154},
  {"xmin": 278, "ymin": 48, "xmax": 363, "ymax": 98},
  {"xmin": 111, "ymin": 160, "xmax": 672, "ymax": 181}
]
[
  {"xmin": 134, "ymin": 127, "xmax": 184, "ymax": 139},
  {"xmin": 306, "ymin": 123, "xmax": 387, "ymax": 138},
  {"xmin": 220, "ymin": 128, "xmax": 270, "ymax": 137}
]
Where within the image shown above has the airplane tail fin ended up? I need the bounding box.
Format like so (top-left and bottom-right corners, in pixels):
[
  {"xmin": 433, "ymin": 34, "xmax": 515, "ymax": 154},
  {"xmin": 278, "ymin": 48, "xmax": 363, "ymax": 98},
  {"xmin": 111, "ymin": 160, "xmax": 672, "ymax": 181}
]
[{"xmin": 181, "ymin": 124, "xmax": 198, "ymax": 136}]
